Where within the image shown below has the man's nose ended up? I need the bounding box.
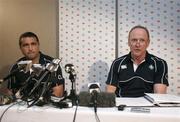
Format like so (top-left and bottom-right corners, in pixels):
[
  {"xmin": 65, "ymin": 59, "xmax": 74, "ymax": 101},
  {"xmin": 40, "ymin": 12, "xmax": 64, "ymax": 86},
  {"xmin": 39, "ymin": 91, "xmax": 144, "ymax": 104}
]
[
  {"xmin": 28, "ymin": 45, "xmax": 33, "ymax": 50},
  {"xmin": 135, "ymin": 40, "xmax": 141, "ymax": 46}
]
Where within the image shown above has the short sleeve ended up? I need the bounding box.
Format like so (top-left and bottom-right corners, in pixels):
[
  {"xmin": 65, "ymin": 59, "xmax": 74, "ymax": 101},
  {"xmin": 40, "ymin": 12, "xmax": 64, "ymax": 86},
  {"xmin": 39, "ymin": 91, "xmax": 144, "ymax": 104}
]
[
  {"xmin": 50, "ymin": 65, "xmax": 65, "ymax": 86},
  {"xmin": 154, "ymin": 59, "xmax": 169, "ymax": 86},
  {"xmin": 106, "ymin": 61, "xmax": 119, "ymax": 87}
]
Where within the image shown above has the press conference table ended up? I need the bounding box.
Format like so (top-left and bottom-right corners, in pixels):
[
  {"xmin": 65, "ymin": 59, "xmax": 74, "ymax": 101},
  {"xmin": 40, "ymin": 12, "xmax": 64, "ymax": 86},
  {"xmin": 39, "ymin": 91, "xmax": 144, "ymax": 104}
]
[{"xmin": 0, "ymin": 102, "xmax": 180, "ymax": 122}]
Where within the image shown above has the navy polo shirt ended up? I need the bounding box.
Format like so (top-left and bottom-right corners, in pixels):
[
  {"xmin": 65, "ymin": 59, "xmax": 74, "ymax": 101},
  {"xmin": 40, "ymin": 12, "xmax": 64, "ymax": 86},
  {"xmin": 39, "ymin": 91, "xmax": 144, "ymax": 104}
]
[
  {"xmin": 106, "ymin": 52, "xmax": 169, "ymax": 97},
  {"xmin": 8, "ymin": 52, "xmax": 64, "ymax": 95}
]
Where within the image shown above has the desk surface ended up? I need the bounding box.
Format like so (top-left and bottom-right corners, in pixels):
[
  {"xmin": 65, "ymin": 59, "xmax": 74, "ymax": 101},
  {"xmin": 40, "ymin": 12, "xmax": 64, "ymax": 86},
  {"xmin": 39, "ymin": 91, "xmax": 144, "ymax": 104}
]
[{"xmin": 0, "ymin": 102, "xmax": 180, "ymax": 122}]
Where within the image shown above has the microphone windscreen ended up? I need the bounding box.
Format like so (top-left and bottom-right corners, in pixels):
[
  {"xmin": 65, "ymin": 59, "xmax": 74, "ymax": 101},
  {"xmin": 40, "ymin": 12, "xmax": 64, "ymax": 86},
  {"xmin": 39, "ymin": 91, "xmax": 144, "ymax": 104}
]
[
  {"xmin": 89, "ymin": 83, "xmax": 100, "ymax": 93},
  {"xmin": 18, "ymin": 60, "xmax": 32, "ymax": 73},
  {"xmin": 89, "ymin": 83, "xmax": 99, "ymax": 89},
  {"xmin": 78, "ymin": 91, "xmax": 116, "ymax": 107}
]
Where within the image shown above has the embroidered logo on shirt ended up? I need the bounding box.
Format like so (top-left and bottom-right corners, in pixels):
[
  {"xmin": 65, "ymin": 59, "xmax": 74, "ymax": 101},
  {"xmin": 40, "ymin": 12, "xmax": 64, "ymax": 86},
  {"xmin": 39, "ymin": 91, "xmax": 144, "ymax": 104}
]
[
  {"xmin": 121, "ymin": 65, "xmax": 127, "ymax": 69},
  {"xmin": 58, "ymin": 75, "xmax": 63, "ymax": 80},
  {"xmin": 149, "ymin": 65, "xmax": 154, "ymax": 70}
]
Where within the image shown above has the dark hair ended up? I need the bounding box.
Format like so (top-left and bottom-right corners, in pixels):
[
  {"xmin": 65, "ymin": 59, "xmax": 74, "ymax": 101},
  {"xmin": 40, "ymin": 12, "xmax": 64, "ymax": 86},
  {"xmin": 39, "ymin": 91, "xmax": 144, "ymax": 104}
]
[
  {"xmin": 128, "ymin": 25, "xmax": 150, "ymax": 41},
  {"xmin": 19, "ymin": 32, "xmax": 39, "ymax": 46}
]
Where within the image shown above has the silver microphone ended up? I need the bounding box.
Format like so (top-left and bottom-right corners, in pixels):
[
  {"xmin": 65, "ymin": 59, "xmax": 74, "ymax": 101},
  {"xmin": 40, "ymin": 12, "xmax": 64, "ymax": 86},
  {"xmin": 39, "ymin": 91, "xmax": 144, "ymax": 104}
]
[
  {"xmin": 17, "ymin": 60, "xmax": 32, "ymax": 73},
  {"xmin": 31, "ymin": 64, "xmax": 45, "ymax": 76},
  {"xmin": 88, "ymin": 82, "xmax": 100, "ymax": 94},
  {"xmin": 46, "ymin": 58, "xmax": 62, "ymax": 72},
  {"xmin": 65, "ymin": 64, "xmax": 76, "ymax": 76},
  {"xmin": 3, "ymin": 60, "xmax": 32, "ymax": 81}
]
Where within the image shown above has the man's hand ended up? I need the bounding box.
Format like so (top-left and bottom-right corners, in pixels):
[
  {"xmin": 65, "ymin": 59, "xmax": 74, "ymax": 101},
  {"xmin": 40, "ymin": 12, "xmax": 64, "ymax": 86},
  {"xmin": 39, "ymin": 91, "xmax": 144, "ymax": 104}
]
[
  {"xmin": 52, "ymin": 84, "xmax": 64, "ymax": 97},
  {"xmin": 154, "ymin": 83, "xmax": 167, "ymax": 94}
]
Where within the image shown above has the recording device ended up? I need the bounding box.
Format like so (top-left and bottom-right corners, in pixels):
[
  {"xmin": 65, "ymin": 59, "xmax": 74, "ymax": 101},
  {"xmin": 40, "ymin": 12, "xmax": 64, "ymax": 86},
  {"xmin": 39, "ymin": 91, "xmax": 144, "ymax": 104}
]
[
  {"xmin": 50, "ymin": 92, "xmax": 73, "ymax": 109},
  {"xmin": 3, "ymin": 60, "xmax": 32, "ymax": 81},
  {"xmin": 0, "ymin": 87, "xmax": 15, "ymax": 105},
  {"xmin": 0, "ymin": 94, "xmax": 14, "ymax": 105}
]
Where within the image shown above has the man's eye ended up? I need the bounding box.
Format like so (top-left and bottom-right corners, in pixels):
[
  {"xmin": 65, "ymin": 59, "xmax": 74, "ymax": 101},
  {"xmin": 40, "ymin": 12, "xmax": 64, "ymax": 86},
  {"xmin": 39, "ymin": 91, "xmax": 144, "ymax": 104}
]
[
  {"xmin": 140, "ymin": 39, "xmax": 145, "ymax": 42},
  {"xmin": 31, "ymin": 42, "xmax": 38, "ymax": 46},
  {"xmin": 131, "ymin": 39, "xmax": 137, "ymax": 42},
  {"xmin": 22, "ymin": 44, "xmax": 29, "ymax": 47}
]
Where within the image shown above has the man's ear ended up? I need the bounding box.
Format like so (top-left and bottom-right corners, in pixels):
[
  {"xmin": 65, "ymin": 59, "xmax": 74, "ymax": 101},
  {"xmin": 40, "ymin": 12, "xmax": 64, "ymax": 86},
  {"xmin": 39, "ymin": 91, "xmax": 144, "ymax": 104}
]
[
  {"xmin": 147, "ymin": 39, "xmax": 150, "ymax": 47},
  {"xmin": 128, "ymin": 39, "xmax": 130, "ymax": 47}
]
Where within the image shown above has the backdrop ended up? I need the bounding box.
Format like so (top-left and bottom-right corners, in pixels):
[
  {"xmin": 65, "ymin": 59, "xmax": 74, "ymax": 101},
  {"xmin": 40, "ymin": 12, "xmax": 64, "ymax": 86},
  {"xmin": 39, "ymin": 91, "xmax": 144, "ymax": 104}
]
[{"xmin": 59, "ymin": 0, "xmax": 180, "ymax": 95}]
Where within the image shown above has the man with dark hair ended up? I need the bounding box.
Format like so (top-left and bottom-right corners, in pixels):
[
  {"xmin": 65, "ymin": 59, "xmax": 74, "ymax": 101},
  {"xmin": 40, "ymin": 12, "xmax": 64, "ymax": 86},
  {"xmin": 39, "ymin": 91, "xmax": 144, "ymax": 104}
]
[
  {"xmin": 106, "ymin": 25, "xmax": 169, "ymax": 97},
  {"xmin": 8, "ymin": 32, "xmax": 64, "ymax": 101}
]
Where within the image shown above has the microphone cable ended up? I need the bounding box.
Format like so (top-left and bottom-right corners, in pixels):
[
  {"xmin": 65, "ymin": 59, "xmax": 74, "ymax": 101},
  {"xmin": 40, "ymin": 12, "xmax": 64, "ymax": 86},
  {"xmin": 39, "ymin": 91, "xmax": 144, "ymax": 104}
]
[
  {"xmin": 27, "ymin": 74, "xmax": 51, "ymax": 107},
  {"xmin": 0, "ymin": 100, "xmax": 23, "ymax": 122},
  {"xmin": 92, "ymin": 93, "xmax": 100, "ymax": 122},
  {"xmin": 72, "ymin": 104, "xmax": 78, "ymax": 122},
  {"xmin": 95, "ymin": 112, "xmax": 100, "ymax": 122}
]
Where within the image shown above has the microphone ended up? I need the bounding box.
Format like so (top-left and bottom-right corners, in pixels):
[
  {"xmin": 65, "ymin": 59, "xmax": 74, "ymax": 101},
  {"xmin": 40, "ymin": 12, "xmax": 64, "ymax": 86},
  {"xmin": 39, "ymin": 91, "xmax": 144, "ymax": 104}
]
[
  {"xmin": 15, "ymin": 64, "xmax": 44, "ymax": 99},
  {"xmin": 3, "ymin": 60, "xmax": 32, "ymax": 81},
  {"xmin": 88, "ymin": 83, "xmax": 100, "ymax": 113},
  {"xmin": 88, "ymin": 82, "xmax": 100, "ymax": 93},
  {"xmin": 65, "ymin": 64, "xmax": 76, "ymax": 76},
  {"xmin": 46, "ymin": 58, "xmax": 62, "ymax": 72},
  {"xmin": 78, "ymin": 91, "xmax": 116, "ymax": 107},
  {"xmin": 31, "ymin": 64, "xmax": 45, "ymax": 76},
  {"xmin": 64, "ymin": 64, "xmax": 78, "ymax": 106},
  {"xmin": 18, "ymin": 60, "xmax": 32, "ymax": 73},
  {"xmin": 25, "ymin": 58, "xmax": 62, "ymax": 107}
]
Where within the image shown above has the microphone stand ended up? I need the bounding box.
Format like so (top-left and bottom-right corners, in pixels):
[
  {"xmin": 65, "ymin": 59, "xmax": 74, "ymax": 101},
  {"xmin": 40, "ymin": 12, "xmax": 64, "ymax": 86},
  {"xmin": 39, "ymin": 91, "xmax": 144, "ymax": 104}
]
[
  {"xmin": 90, "ymin": 91, "xmax": 98, "ymax": 113},
  {"xmin": 18, "ymin": 73, "xmax": 36, "ymax": 101},
  {"xmin": 3, "ymin": 66, "xmax": 25, "ymax": 81},
  {"xmin": 27, "ymin": 74, "xmax": 51, "ymax": 107},
  {"xmin": 67, "ymin": 73, "xmax": 78, "ymax": 106},
  {"xmin": 94, "ymin": 92, "xmax": 97, "ymax": 113}
]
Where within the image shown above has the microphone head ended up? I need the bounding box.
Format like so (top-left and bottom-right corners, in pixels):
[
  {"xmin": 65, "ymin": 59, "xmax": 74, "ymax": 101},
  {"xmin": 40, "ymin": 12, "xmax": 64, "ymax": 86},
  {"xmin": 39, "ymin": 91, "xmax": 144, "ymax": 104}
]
[
  {"xmin": 78, "ymin": 91, "xmax": 116, "ymax": 107},
  {"xmin": 52, "ymin": 58, "xmax": 62, "ymax": 65},
  {"xmin": 88, "ymin": 82, "xmax": 100, "ymax": 93},
  {"xmin": 65, "ymin": 64, "xmax": 76, "ymax": 76},
  {"xmin": 31, "ymin": 64, "xmax": 44, "ymax": 76},
  {"xmin": 65, "ymin": 64, "xmax": 75, "ymax": 73},
  {"xmin": 17, "ymin": 60, "xmax": 32, "ymax": 73},
  {"xmin": 45, "ymin": 58, "xmax": 62, "ymax": 72}
]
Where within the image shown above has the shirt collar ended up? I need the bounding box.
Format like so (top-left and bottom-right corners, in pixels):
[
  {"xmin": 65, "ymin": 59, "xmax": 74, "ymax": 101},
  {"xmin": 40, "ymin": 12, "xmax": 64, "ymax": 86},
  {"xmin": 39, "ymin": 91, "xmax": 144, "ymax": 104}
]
[{"xmin": 126, "ymin": 51, "xmax": 152, "ymax": 63}]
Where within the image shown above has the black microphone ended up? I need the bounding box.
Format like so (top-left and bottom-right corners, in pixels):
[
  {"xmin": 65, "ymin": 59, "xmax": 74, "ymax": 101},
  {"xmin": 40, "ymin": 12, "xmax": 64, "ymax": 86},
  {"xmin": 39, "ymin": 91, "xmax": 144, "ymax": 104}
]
[
  {"xmin": 3, "ymin": 60, "xmax": 32, "ymax": 81},
  {"xmin": 65, "ymin": 64, "xmax": 76, "ymax": 78},
  {"xmin": 78, "ymin": 91, "xmax": 116, "ymax": 107},
  {"xmin": 31, "ymin": 64, "xmax": 45, "ymax": 76},
  {"xmin": 26, "ymin": 58, "xmax": 62, "ymax": 107},
  {"xmin": 28, "ymin": 58, "xmax": 62, "ymax": 95},
  {"xmin": 16, "ymin": 64, "xmax": 45, "ymax": 99},
  {"xmin": 88, "ymin": 83, "xmax": 100, "ymax": 113},
  {"xmin": 64, "ymin": 64, "xmax": 78, "ymax": 106}
]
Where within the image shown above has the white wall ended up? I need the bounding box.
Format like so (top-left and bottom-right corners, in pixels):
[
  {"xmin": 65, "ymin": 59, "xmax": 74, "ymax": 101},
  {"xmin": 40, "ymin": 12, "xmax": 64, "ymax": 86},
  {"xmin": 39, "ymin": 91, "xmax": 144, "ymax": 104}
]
[
  {"xmin": 0, "ymin": 0, "xmax": 58, "ymax": 79},
  {"xmin": 59, "ymin": 0, "xmax": 180, "ymax": 95}
]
